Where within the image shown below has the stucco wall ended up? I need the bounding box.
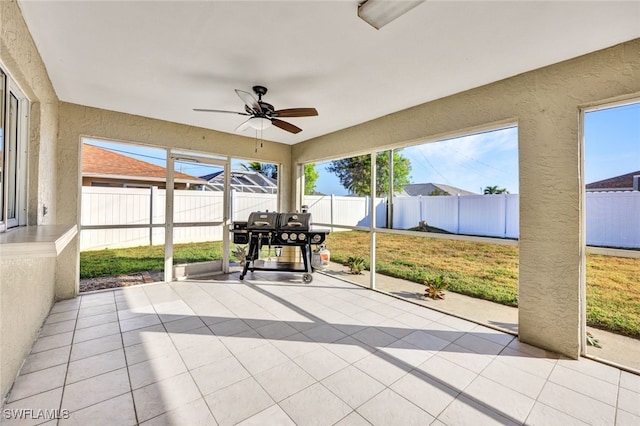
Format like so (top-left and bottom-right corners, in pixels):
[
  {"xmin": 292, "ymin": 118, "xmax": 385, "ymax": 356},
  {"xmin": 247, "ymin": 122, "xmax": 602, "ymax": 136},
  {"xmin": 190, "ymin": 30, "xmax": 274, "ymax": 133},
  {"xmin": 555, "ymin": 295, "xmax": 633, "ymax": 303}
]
[
  {"xmin": 1, "ymin": 0, "xmax": 59, "ymax": 226},
  {"xmin": 56, "ymin": 103, "xmax": 292, "ymax": 296},
  {"xmin": 0, "ymin": 0, "xmax": 62, "ymax": 400},
  {"xmin": 292, "ymin": 39, "xmax": 640, "ymax": 358},
  {"xmin": 0, "ymin": 257, "xmax": 56, "ymax": 400}
]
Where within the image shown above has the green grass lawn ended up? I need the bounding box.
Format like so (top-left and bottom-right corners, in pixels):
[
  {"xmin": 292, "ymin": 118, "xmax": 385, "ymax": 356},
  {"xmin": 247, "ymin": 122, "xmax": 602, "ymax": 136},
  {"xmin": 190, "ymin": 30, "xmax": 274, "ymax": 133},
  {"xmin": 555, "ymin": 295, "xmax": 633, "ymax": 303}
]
[
  {"xmin": 80, "ymin": 232, "xmax": 640, "ymax": 338},
  {"xmin": 80, "ymin": 241, "xmax": 224, "ymax": 279}
]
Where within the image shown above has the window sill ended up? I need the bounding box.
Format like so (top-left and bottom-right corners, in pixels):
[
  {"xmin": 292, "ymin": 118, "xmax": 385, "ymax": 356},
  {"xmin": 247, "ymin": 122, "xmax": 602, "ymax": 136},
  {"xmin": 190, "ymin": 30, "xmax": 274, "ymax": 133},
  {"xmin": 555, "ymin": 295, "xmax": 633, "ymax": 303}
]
[{"xmin": 0, "ymin": 225, "xmax": 77, "ymax": 259}]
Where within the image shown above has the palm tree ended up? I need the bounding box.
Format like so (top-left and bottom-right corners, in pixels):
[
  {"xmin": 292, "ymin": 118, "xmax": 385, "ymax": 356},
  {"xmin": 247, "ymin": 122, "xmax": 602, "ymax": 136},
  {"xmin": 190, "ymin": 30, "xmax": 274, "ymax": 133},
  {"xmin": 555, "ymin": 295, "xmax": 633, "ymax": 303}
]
[
  {"xmin": 483, "ymin": 185, "xmax": 508, "ymax": 194},
  {"xmin": 241, "ymin": 162, "xmax": 277, "ymax": 180}
]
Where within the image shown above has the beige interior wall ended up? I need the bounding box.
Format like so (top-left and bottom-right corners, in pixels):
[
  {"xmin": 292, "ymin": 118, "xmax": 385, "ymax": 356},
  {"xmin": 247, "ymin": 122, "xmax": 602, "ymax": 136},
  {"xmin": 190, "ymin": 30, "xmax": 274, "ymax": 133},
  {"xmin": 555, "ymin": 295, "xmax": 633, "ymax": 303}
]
[
  {"xmin": 292, "ymin": 39, "xmax": 640, "ymax": 358},
  {"xmin": 0, "ymin": 0, "xmax": 62, "ymax": 401},
  {"xmin": 56, "ymin": 102, "xmax": 292, "ymax": 297}
]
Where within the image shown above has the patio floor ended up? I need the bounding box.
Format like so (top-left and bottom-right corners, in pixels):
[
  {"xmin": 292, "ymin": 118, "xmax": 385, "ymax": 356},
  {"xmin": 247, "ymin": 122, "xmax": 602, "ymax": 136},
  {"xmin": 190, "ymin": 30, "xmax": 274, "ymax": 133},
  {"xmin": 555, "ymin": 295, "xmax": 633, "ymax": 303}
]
[{"xmin": 2, "ymin": 272, "xmax": 639, "ymax": 425}]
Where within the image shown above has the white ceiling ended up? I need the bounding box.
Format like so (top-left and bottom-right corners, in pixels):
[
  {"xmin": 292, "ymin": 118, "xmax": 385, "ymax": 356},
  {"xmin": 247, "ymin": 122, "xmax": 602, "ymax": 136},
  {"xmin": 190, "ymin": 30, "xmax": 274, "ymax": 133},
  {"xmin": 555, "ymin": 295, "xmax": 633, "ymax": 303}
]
[{"xmin": 17, "ymin": 1, "xmax": 640, "ymax": 145}]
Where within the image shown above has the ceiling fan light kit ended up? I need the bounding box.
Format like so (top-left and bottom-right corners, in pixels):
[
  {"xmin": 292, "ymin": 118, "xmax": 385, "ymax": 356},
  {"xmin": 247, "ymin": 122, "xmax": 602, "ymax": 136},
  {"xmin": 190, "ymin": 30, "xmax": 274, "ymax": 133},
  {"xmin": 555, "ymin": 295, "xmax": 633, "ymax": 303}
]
[
  {"xmin": 248, "ymin": 117, "xmax": 272, "ymax": 130},
  {"xmin": 358, "ymin": 0, "xmax": 425, "ymax": 30},
  {"xmin": 194, "ymin": 85, "xmax": 318, "ymax": 135}
]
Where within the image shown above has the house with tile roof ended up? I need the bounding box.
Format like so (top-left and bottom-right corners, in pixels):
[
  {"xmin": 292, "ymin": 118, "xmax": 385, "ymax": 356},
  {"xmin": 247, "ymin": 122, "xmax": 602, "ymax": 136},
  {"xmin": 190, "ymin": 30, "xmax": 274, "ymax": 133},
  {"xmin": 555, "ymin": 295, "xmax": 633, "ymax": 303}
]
[
  {"xmin": 397, "ymin": 183, "xmax": 477, "ymax": 196},
  {"xmin": 586, "ymin": 170, "xmax": 640, "ymax": 192},
  {"xmin": 199, "ymin": 170, "xmax": 278, "ymax": 194},
  {"xmin": 82, "ymin": 144, "xmax": 204, "ymax": 189}
]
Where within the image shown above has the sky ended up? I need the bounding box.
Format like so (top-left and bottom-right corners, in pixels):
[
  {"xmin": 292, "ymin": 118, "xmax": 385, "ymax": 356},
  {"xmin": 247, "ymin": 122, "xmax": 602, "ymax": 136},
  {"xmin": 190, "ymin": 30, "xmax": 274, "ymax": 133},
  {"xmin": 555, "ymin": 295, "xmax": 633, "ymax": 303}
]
[{"xmin": 87, "ymin": 101, "xmax": 639, "ymax": 195}]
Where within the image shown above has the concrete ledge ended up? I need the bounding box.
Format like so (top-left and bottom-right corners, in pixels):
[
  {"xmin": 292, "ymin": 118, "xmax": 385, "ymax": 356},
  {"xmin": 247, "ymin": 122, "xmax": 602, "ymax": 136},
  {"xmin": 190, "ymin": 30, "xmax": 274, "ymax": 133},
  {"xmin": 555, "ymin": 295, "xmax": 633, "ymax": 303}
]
[{"xmin": 0, "ymin": 225, "xmax": 77, "ymax": 259}]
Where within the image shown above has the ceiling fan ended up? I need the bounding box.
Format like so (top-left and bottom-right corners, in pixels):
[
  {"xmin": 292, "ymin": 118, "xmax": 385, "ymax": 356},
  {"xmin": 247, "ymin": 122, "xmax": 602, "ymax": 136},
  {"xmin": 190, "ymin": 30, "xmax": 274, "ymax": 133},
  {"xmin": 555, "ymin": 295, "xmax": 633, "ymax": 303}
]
[{"xmin": 194, "ymin": 85, "xmax": 318, "ymax": 134}]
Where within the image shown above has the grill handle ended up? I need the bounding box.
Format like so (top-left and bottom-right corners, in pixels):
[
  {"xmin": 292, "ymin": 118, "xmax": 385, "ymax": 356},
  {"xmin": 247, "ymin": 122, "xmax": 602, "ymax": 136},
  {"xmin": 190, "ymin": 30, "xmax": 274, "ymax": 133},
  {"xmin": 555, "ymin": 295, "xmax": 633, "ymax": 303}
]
[{"xmin": 253, "ymin": 221, "xmax": 272, "ymax": 227}]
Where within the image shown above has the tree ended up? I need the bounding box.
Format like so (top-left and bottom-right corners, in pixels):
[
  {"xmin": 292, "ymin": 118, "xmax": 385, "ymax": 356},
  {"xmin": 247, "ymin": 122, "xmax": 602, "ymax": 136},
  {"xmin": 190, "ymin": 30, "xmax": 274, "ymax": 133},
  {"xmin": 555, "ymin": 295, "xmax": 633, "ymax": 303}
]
[
  {"xmin": 429, "ymin": 189, "xmax": 450, "ymax": 196},
  {"xmin": 304, "ymin": 163, "xmax": 319, "ymax": 195},
  {"xmin": 483, "ymin": 185, "xmax": 509, "ymax": 194},
  {"xmin": 242, "ymin": 162, "xmax": 277, "ymax": 180},
  {"xmin": 326, "ymin": 151, "xmax": 411, "ymax": 196}
]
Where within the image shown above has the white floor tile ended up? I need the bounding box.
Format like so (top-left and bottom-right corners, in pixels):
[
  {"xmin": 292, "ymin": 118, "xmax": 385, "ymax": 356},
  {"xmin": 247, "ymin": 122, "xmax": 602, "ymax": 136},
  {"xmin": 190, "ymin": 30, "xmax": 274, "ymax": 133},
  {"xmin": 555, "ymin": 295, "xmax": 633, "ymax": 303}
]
[
  {"xmin": 463, "ymin": 376, "xmax": 535, "ymax": 423},
  {"xmin": 60, "ymin": 392, "xmax": 136, "ymax": 426},
  {"xmin": 620, "ymin": 371, "xmax": 640, "ymax": 393},
  {"xmin": 556, "ymin": 358, "xmax": 620, "ymax": 385},
  {"xmin": 70, "ymin": 333, "xmax": 123, "ymax": 361},
  {"xmin": 66, "ymin": 349, "xmax": 126, "ymax": 384},
  {"xmin": 20, "ymin": 345, "xmax": 71, "ymax": 375},
  {"xmin": 128, "ymin": 353, "xmax": 187, "ymax": 389},
  {"xmin": 525, "ymin": 402, "xmax": 590, "ymax": 426},
  {"xmin": 617, "ymin": 388, "xmax": 640, "ymax": 416},
  {"xmin": 390, "ymin": 370, "xmax": 459, "ymax": 417},
  {"xmin": 323, "ymin": 337, "xmax": 376, "ymax": 364},
  {"xmin": 75, "ymin": 311, "xmax": 118, "ymax": 330},
  {"xmin": 191, "ymin": 355, "xmax": 251, "ymax": 396},
  {"xmin": 141, "ymin": 397, "xmax": 216, "ymax": 426},
  {"xmin": 548, "ymin": 364, "xmax": 619, "ymax": 406},
  {"xmin": 332, "ymin": 411, "xmax": 371, "ymax": 426},
  {"xmin": 302, "ymin": 324, "xmax": 348, "ymax": 343},
  {"xmin": 438, "ymin": 395, "xmax": 519, "ymax": 426},
  {"xmin": 254, "ymin": 360, "xmax": 316, "ymax": 402},
  {"xmin": 234, "ymin": 342, "xmax": 289, "ymax": 375},
  {"xmin": 293, "ymin": 346, "xmax": 349, "ymax": 381},
  {"xmin": 350, "ymin": 327, "xmax": 398, "ymax": 348},
  {"xmin": 236, "ymin": 404, "xmax": 296, "ymax": 426},
  {"xmin": 416, "ymin": 355, "xmax": 478, "ymax": 391},
  {"xmin": 8, "ymin": 364, "xmax": 67, "ymax": 402},
  {"xmin": 204, "ymin": 377, "xmax": 274, "ymax": 426},
  {"xmin": 322, "ymin": 365, "xmax": 385, "ymax": 408},
  {"xmin": 280, "ymin": 383, "xmax": 352, "ymax": 426},
  {"xmin": 1, "ymin": 388, "xmax": 63, "ymax": 426},
  {"xmin": 480, "ymin": 358, "xmax": 546, "ymax": 399},
  {"xmin": 537, "ymin": 381, "xmax": 616, "ymax": 425},
  {"xmin": 357, "ymin": 388, "xmax": 435, "ymax": 426},
  {"xmin": 616, "ymin": 408, "xmax": 640, "ymax": 426},
  {"xmin": 61, "ymin": 368, "xmax": 131, "ymax": 412},
  {"xmin": 133, "ymin": 372, "xmax": 201, "ymax": 422},
  {"xmin": 353, "ymin": 351, "xmax": 411, "ymax": 386}
]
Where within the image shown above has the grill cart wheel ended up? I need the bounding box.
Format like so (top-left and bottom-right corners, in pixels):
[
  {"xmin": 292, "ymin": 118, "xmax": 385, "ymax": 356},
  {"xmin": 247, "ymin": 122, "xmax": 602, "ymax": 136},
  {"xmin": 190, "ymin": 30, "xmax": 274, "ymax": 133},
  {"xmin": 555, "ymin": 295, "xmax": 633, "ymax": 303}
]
[
  {"xmin": 239, "ymin": 275, "xmax": 245, "ymax": 281},
  {"xmin": 302, "ymin": 273, "xmax": 313, "ymax": 283}
]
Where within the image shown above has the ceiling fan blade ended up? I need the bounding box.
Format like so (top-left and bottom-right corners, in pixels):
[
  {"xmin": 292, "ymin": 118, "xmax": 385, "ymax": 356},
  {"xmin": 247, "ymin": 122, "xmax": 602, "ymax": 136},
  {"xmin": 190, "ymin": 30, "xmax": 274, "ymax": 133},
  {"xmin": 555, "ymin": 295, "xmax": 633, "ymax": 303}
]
[
  {"xmin": 235, "ymin": 118, "xmax": 253, "ymax": 132},
  {"xmin": 272, "ymin": 119, "xmax": 302, "ymax": 134},
  {"xmin": 273, "ymin": 108, "xmax": 318, "ymax": 118},
  {"xmin": 235, "ymin": 89, "xmax": 262, "ymax": 113},
  {"xmin": 193, "ymin": 108, "xmax": 250, "ymax": 115}
]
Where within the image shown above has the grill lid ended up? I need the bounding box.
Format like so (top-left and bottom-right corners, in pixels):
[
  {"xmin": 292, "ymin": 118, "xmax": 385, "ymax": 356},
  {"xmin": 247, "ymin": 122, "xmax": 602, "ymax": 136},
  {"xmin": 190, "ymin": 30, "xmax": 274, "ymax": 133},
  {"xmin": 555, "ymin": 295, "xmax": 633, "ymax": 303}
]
[
  {"xmin": 279, "ymin": 213, "xmax": 311, "ymax": 231},
  {"xmin": 247, "ymin": 212, "xmax": 279, "ymax": 231}
]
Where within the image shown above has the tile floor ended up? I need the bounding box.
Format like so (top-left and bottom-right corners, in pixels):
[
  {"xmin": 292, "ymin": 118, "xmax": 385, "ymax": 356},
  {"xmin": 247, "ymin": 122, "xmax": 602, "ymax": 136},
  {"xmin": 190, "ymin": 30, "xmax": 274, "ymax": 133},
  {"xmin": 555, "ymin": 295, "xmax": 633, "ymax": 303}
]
[{"xmin": 2, "ymin": 272, "xmax": 639, "ymax": 425}]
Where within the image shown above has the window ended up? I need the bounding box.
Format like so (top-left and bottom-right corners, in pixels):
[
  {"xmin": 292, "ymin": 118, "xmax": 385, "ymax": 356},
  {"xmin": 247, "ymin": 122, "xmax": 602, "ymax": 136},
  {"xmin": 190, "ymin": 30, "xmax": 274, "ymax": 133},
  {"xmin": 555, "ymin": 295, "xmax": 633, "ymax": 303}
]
[{"xmin": 0, "ymin": 66, "xmax": 28, "ymax": 231}]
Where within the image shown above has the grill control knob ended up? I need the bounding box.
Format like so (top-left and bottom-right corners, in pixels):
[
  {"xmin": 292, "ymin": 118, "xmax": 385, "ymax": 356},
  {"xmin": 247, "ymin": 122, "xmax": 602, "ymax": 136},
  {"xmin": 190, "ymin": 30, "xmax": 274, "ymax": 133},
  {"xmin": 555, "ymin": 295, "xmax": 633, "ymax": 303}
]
[
  {"xmin": 299, "ymin": 233, "xmax": 306, "ymax": 240},
  {"xmin": 290, "ymin": 233, "xmax": 298, "ymax": 240},
  {"xmin": 281, "ymin": 233, "xmax": 289, "ymax": 240},
  {"xmin": 311, "ymin": 234, "xmax": 321, "ymax": 243}
]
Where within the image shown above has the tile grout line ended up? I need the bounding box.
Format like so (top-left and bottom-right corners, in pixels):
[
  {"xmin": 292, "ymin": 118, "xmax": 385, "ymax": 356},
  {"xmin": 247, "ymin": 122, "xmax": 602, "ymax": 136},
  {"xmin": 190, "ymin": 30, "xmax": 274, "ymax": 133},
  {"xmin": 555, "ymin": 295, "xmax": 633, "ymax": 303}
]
[{"xmin": 114, "ymin": 289, "xmax": 141, "ymax": 426}]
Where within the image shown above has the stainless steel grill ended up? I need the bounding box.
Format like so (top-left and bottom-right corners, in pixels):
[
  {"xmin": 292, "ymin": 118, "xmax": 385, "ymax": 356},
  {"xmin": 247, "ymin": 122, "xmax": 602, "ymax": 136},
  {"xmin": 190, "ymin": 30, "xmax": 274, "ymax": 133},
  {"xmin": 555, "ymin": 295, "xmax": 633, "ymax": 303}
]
[{"xmin": 232, "ymin": 211, "xmax": 329, "ymax": 283}]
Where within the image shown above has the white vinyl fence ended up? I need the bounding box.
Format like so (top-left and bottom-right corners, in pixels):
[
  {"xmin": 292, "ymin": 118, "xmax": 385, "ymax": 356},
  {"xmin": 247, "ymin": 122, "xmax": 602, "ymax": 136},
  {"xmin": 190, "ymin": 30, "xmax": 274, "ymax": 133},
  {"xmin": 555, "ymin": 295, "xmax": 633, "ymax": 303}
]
[
  {"xmin": 80, "ymin": 187, "xmax": 640, "ymax": 250},
  {"xmin": 80, "ymin": 187, "xmax": 277, "ymax": 250}
]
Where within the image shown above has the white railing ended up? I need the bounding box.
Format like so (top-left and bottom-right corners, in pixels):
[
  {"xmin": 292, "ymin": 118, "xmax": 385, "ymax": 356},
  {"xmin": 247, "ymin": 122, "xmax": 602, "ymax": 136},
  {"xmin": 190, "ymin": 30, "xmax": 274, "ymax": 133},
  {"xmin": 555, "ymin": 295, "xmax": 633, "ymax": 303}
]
[{"xmin": 80, "ymin": 187, "xmax": 640, "ymax": 250}]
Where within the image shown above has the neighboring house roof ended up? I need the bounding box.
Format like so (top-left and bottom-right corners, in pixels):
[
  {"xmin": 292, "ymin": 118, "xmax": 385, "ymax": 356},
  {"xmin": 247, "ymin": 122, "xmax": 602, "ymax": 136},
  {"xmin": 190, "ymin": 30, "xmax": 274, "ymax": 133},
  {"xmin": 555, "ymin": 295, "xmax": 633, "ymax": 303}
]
[
  {"xmin": 398, "ymin": 183, "xmax": 476, "ymax": 196},
  {"xmin": 82, "ymin": 144, "xmax": 203, "ymax": 184},
  {"xmin": 201, "ymin": 170, "xmax": 277, "ymax": 194},
  {"xmin": 586, "ymin": 170, "xmax": 640, "ymax": 191}
]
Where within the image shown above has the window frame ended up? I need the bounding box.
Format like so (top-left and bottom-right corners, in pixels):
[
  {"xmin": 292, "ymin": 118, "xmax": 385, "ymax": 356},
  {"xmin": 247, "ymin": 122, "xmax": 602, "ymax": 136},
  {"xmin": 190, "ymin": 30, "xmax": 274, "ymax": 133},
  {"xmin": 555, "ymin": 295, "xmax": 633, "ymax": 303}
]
[{"xmin": 0, "ymin": 65, "xmax": 29, "ymax": 232}]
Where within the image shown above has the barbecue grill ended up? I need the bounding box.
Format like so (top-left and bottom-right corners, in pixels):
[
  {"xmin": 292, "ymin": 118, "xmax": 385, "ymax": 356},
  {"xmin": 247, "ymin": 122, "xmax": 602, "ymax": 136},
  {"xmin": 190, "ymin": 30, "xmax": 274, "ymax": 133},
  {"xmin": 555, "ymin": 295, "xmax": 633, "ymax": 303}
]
[{"xmin": 233, "ymin": 211, "xmax": 329, "ymax": 283}]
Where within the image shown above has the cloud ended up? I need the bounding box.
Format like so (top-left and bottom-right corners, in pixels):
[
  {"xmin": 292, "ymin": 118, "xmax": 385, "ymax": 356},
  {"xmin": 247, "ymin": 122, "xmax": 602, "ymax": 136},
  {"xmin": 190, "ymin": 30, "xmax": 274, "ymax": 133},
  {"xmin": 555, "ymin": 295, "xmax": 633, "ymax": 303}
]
[{"xmin": 404, "ymin": 127, "xmax": 519, "ymax": 192}]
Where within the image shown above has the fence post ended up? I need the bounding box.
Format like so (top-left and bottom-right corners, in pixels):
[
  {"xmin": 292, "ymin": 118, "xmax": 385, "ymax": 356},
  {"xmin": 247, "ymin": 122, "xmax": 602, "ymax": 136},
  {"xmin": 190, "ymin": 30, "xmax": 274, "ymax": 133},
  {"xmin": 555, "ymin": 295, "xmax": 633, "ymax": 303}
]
[
  {"xmin": 456, "ymin": 194, "xmax": 461, "ymax": 234},
  {"xmin": 503, "ymin": 193, "xmax": 508, "ymax": 238},
  {"xmin": 149, "ymin": 186, "xmax": 157, "ymax": 246},
  {"xmin": 330, "ymin": 194, "xmax": 335, "ymax": 231}
]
